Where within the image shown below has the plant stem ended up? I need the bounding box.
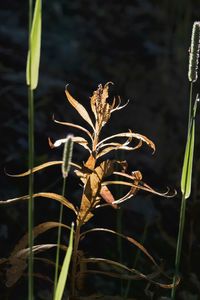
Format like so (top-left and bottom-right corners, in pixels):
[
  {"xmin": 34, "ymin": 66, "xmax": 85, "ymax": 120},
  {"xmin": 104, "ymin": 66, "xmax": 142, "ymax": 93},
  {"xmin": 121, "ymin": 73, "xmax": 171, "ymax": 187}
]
[
  {"xmin": 28, "ymin": 0, "xmax": 34, "ymax": 299},
  {"xmin": 28, "ymin": 87, "xmax": 34, "ymax": 300},
  {"xmin": 171, "ymin": 82, "xmax": 193, "ymax": 299},
  {"xmin": 171, "ymin": 195, "xmax": 186, "ymax": 299},
  {"xmin": 188, "ymin": 83, "xmax": 193, "ymax": 132},
  {"xmin": 71, "ymin": 223, "xmax": 81, "ymax": 297},
  {"xmin": 53, "ymin": 177, "xmax": 67, "ymax": 297}
]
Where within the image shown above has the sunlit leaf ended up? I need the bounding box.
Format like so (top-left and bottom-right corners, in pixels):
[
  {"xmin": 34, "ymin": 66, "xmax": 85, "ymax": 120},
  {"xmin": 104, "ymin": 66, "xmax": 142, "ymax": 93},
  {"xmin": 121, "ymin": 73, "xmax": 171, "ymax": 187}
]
[
  {"xmin": 181, "ymin": 99, "xmax": 198, "ymax": 199},
  {"xmin": 53, "ymin": 117, "xmax": 93, "ymax": 141},
  {"xmin": 79, "ymin": 160, "xmax": 117, "ymax": 223},
  {"xmin": 49, "ymin": 136, "xmax": 91, "ymax": 153},
  {"xmin": 97, "ymin": 140, "xmax": 142, "ymax": 159},
  {"xmin": 26, "ymin": 0, "xmax": 42, "ymax": 89},
  {"xmin": 102, "ymin": 180, "xmax": 173, "ymax": 199},
  {"xmin": 0, "ymin": 193, "xmax": 77, "ymax": 214},
  {"xmin": 5, "ymin": 160, "xmax": 81, "ymax": 177},
  {"xmin": 65, "ymin": 85, "xmax": 95, "ymax": 130},
  {"xmin": 100, "ymin": 186, "xmax": 117, "ymax": 208},
  {"xmin": 55, "ymin": 223, "xmax": 74, "ymax": 300},
  {"xmin": 97, "ymin": 132, "xmax": 155, "ymax": 153},
  {"xmin": 111, "ymin": 96, "xmax": 130, "ymax": 113}
]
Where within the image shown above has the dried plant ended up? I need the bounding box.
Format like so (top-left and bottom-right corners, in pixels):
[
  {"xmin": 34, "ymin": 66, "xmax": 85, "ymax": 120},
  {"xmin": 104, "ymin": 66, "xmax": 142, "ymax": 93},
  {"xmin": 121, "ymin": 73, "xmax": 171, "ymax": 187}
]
[{"xmin": 0, "ymin": 83, "xmax": 178, "ymax": 298}]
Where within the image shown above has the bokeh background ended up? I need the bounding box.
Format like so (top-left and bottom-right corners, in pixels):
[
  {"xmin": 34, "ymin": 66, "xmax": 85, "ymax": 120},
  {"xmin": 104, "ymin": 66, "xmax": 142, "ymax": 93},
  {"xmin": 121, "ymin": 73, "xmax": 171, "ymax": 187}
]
[{"xmin": 1, "ymin": 1, "xmax": 200, "ymax": 299}]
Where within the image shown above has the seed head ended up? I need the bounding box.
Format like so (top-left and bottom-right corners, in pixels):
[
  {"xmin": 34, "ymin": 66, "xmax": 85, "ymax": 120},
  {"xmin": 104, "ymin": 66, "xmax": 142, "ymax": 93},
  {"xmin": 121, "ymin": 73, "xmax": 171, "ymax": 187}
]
[
  {"xmin": 62, "ymin": 135, "xmax": 74, "ymax": 178},
  {"xmin": 188, "ymin": 22, "xmax": 200, "ymax": 82}
]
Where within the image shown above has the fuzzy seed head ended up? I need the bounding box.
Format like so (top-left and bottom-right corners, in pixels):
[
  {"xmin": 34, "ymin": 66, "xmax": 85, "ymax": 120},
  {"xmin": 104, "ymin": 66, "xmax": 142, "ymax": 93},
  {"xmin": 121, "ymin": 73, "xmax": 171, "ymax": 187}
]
[
  {"xmin": 62, "ymin": 135, "xmax": 74, "ymax": 178},
  {"xmin": 188, "ymin": 21, "xmax": 200, "ymax": 82}
]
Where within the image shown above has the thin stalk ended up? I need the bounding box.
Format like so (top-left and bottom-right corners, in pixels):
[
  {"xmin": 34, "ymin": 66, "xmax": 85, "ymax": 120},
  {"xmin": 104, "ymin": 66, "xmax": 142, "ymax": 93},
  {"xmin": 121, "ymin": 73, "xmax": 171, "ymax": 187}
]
[
  {"xmin": 53, "ymin": 177, "xmax": 67, "ymax": 297},
  {"xmin": 115, "ymin": 151, "xmax": 124, "ymax": 296},
  {"xmin": 188, "ymin": 82, "xmax": 193, "ymax": 132},
  {"xmin": 28, "ymin": 0, "xmax": 34, "ymax": 299},
  {"xmin": 171, "ymin": 195, "xmax": 186, "ymax": 299},
  {"xmin": 71, "ymin": 224, "xmax": 81, "ymax": 297},
  {"xmin": 171, "ymin": 82, "xmax": 193, "ymax": 299}
]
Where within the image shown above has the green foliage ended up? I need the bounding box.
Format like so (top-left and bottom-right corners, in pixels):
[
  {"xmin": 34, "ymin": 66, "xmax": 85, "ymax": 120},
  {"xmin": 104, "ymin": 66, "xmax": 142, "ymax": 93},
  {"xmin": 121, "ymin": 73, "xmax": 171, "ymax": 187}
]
[
  {"xmin": 55, "ymin": 223, "xmax": 74, "ymax": 300},
  {"xmin": 181, "ymin": 97, "xmax": 198, "ymax": 199},
  {"xmin": 26, "ymin": 0, "xmax": 42, "ymax": 90}
]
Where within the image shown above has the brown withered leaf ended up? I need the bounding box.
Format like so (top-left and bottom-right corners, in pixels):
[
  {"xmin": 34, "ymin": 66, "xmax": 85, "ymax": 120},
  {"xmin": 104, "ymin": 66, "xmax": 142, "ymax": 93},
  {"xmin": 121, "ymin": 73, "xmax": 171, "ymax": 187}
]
[
  {"xmin": 12, "ymin": 222, "xmax": 71, "ymax": 256},
  {"xmin": 79, "ymin": 257, "xmax": 179, "ymax": 289},
  {"xmin": 90, "ymin": 83, "xmax": 110, "ymax": 118},
  {"xmin": 90, "ymin": 83, "xmax": 113, "ymax": 131},
  {"xmin": 100, "ymin": 186, "xmax": 117, "ymax": 209},
  {"xmin": 0, "ymin": 193, "xmax": 77, "ymax": 215},
  {"xmin": 65, "ymin": 85, "xmax": 95, "ymax": 130},
  {"xmin": 78, "ymin": 160, "xmax": 121, "ymax": 222},
  {"xmin": 49, "ymin": 136, "xmax": 91, "ymax": 153},
  {"xmin": 97, "ymin": 132, "xmax": 156, "ymax": 153},
  {"xmin": 6, "ymin": 243, "xmax": 68, "ymax": 287},
  {"xmin": 53, "ymin": 117, "xmax": 93, "ymax": 141}
]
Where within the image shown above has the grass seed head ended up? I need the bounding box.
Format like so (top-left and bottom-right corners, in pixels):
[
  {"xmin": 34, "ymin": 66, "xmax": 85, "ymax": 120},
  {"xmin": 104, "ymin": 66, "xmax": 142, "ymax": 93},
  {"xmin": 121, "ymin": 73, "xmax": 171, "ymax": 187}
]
[
  {"xmin": 62, "ymin": 134, "xmax": 74, "ymax": 178},
  {"xmin": 188, "ymin": 21, "xmax": 200, "ymax": 82}
]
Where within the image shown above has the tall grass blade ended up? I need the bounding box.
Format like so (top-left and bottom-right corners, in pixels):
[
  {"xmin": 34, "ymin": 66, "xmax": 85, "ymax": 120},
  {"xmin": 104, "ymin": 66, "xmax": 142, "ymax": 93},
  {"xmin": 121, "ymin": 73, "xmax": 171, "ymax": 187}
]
[
  {"xmin": 54, "ymin": 136, "xmax": 74, "ymax": 297},
  {"xmin": 171, "ymin": 97, "xmax": 198, "ymax": 299},
  {"xmin": 54, "ymin": 223, "xmax": 74, "ymax": 300},
  {"xmin": 26, "ymin": 0, "xmax": 42, "ymax": 90},
  {"xmin": 181, "ymin": 97, "xmax": 198, "ymax": 199},
  {"xmin": 27, "ymin": 1, "xmax": 42, "ymax": 299}
]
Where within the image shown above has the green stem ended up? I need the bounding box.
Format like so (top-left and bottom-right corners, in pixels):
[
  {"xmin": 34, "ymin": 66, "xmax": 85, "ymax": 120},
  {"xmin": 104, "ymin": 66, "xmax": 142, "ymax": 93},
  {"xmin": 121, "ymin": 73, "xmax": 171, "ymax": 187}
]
[
  {"xmin": 28, "ymin": 1, "xmax": 34, "ymax": 299},
  {"xmin": 171, "ymin": 195, "xmax": 186, "ymax": 299},
  {"xmin": 188, "ymin": 82, "xmax": 193, "ymax": 133},
  {"xmin": 171, "ymin": 81, "xmax": 193, "ymax": 299},
  {"xmin": 53, "ymin": 177, "xmax": 67, "ymax": 297},
  {"xmin": 71, "ymin": 223, "xmax": 81, "ymax": 297}
]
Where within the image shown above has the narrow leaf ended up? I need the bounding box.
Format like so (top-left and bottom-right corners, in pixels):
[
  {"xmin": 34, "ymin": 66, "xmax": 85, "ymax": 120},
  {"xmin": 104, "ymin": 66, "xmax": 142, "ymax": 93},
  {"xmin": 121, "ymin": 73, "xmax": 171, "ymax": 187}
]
[
  {"xmin": 80, "ymin": 257, "xmax": 179, "ymax": 289},
  {"xmin": 5, "ymin": 160, "xmax": 81, "ymax": 177},
  {"xmin": 0, "ymin": 193, "xmax": 77, "ymax": 214},
  {"xmin": 181, "ymin": 99, "xmax": 198, "ymax": 198},
  {"xmin": 12, "ymin": 222, "xmax": 72, "ymax": 256},
  {"xmin": 55, "ymin": 223, "xmax": 74, "ymax": 300},
  {"xmin": 97, "ymin": 132, "xmax": 155, "ymax": 153},
  {"xmin": 26, "ymin": 0, "xmax": 42, "ymax": 89},
  {"xmin": 65, "ymin": 85, "xmax": 95, "ymax": 130},
  {"xmin": 53, "ymin": 117, "xmax": 93, "ymax": 140}
]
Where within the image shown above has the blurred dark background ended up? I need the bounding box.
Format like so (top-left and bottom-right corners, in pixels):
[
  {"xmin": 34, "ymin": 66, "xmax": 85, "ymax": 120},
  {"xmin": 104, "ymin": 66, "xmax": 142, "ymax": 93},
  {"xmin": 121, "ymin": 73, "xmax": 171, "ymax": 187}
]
[{"xmin": 1, "ymin": 0, "xmax": 200, "ymax": 299}]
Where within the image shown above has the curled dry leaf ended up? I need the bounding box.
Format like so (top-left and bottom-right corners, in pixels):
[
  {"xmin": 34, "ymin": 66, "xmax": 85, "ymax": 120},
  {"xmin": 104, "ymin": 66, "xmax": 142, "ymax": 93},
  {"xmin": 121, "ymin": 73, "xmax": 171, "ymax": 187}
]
[
  {"xmin": 97, "ymin": 132, "xmax": 155, "ymax": 153},
  {"xmin": 65, "ymin": 85, "xmax": 95, "ymax": 130},
  {"xmin": 0, "ymin": 193, "xmax": 77, "ymax": 215},
  {"xmin": 79, "ymin": 257, "xmax": 179, "ymax": 289},
  {"xmin": 53, "ymin": 117, "xmax": 93, "ymax": 141},
  {"xmin": 6, "ymin": 243, "xmax": 68, "ymax": 287},
  {"xmin": 12, "ymin": 221, "xmax": 72, "ymax": 256},
  {"xmin": 49, "ymin": 136, "xmax": 91, "ymax": 153},
  {"xmin": 5, "ymin": 160, "xmax": 81, "ymax": 177}
]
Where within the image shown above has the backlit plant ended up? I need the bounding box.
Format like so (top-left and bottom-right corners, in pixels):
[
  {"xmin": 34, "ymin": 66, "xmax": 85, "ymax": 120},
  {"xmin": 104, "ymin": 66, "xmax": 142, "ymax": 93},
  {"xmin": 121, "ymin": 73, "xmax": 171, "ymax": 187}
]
[{"xmin": 0, "ymin": 83, "xmax": 178, "ymax": 299}]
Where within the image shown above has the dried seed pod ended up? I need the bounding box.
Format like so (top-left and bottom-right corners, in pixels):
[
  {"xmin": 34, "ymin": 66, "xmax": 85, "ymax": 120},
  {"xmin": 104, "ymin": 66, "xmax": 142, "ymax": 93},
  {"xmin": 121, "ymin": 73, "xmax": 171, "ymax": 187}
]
[
  {"xmin": 188, "ymin": 21, "xmax": 200, "ymax": 82},
  {"xmin": 62, "ymin": 135, "xmax": 74, "ymax": 178}
]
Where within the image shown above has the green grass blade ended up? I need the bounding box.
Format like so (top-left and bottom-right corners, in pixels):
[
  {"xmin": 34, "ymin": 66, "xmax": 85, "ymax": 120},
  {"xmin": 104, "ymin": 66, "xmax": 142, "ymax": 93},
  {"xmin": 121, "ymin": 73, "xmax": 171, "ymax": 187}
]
[
  {"xmin": 26, "ymin": 0, "xmax": 42, "ymax": 90},
  {"xmin": 54, "ymin": 223, "xmax": 74, "ymax": 300},
  {"xmin": 181, "ymin": 99, "xmax": 198, "ymax": 199}
]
